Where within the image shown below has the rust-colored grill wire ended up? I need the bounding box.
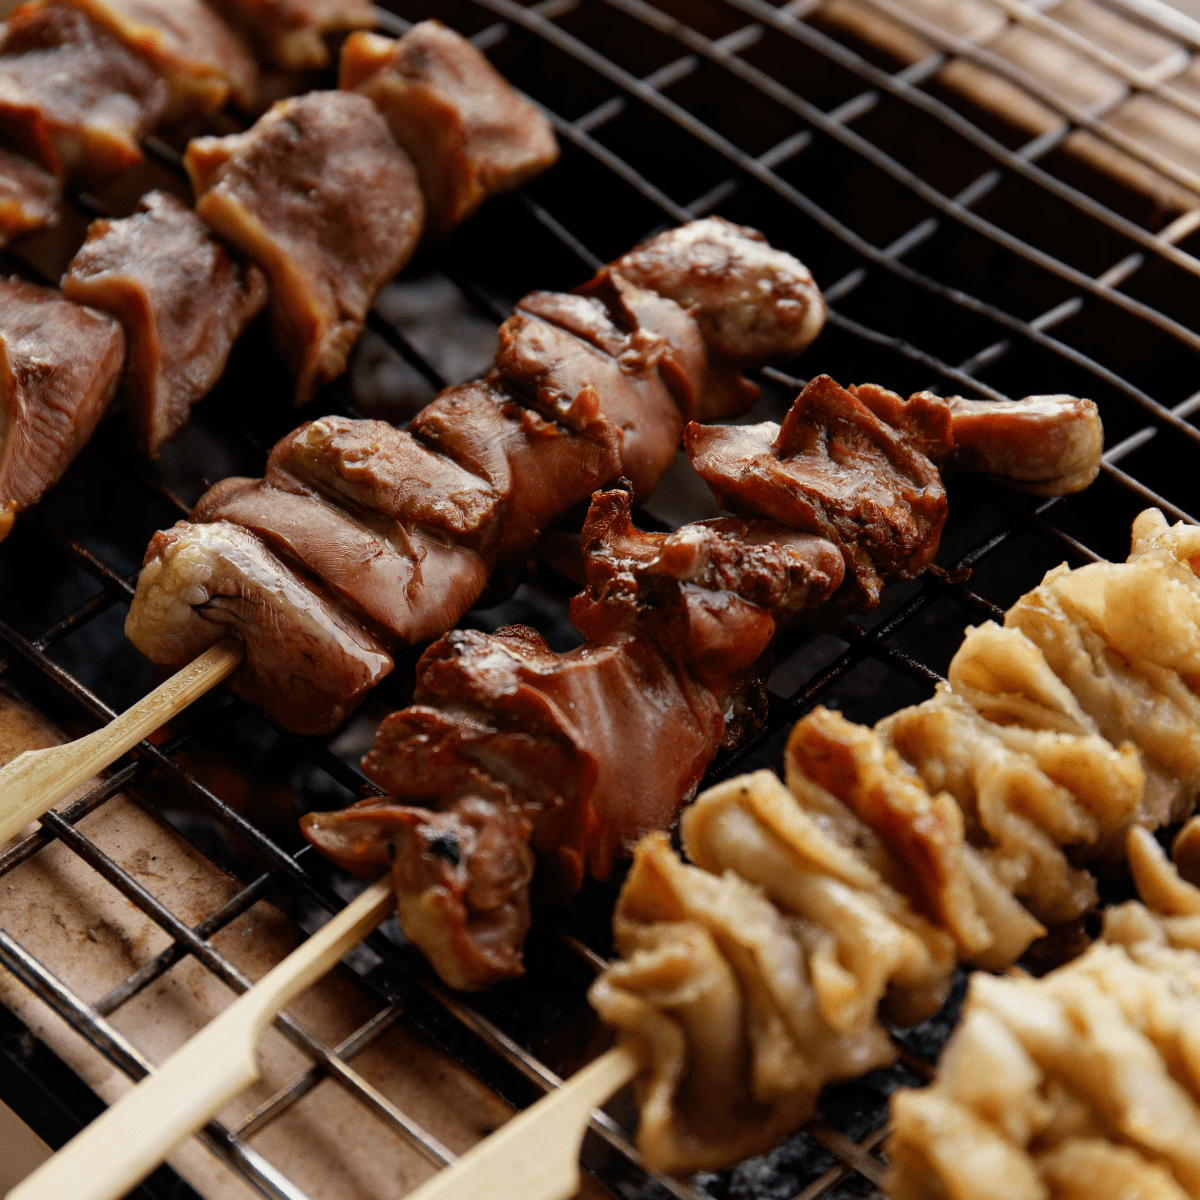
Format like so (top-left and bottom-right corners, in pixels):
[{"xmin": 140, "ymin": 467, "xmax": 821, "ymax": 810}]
[{"xmin": 2, "ymin": 0, "xmax": 1200, "ymax": 1196}]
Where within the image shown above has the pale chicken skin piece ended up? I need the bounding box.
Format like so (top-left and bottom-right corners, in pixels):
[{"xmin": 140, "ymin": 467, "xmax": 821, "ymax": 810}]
[
  {"xmin": 19, "ymin": 0, "xmax": 259, "ymax": 118},
  {"xmin": 0, "ymin": 277, "xmax": 125, "ymax": 541},
  {"xmin": 62, "ymin": 190, "xmax": 269, "ymax": 456},
  {"xmin": 889, "ymin": 834, "xmax": 1200, "ymax": 1200},
  {"xmin": 0, "ymin": 4, "xmax": 167, "ymax": 185},
  {"xmin": 186, "ymin": 90, "xmax": 425, "ymax": 405},
  {"xmin": 602, "ymin": 215, "xmax": 827, "ymax": 366},
  {"xmin": 340, "ymin": 21, "xmax": 559, "ymax": 231},
  {"xmin": 124, "ymin": 520, "xmax": 392, "ymax": 735},
  {"xmin": 208, "ymin": 0, "xmax": 374, "ymax": 70},
  {"xmin": 588, "ymin": 832, "xmax": 895, "ymax": 1176},
  {"xmin": 0, "ymin": 147, "xmax": 58, "ymax": 246}
]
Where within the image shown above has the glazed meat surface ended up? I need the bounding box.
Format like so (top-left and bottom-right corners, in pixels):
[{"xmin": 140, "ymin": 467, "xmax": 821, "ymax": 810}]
[
  {"xmin": 0, "ymin": 147, "xmax": 58, "ymax": 245},
  {"xmin": 0, "ymin": 277, "xmax": 125, "ymax": 541},
  {"xmin": 124, "ymin": 520, "xmax": 393, "ymax": 734},
  {"xmin": 601, "ymin": 215, "xmax": 827, "ymax": 365},
  {"xmin": 687, "ymin": 377, "xmax": 1103, "ymax": 616},
  {"xmin": 208, "ymin": 0, "xmax": 374, "ymax": 69},
  {"xmin": 62, "ymin": 190, "xmax": 268, "ymax": 455},
  {"xmin": 186, "ymin": 90, "xmax": 425, "ymax": 404},
  {"xmin": 195, "ymin": 474, "xmax": 490, "ymax": 645},
  {"xmin": 496, "ymin": 305, "xmax": 683, "ymax": 501},
  {"xmin": 340, "ymin": 20, "xmax": 559, "ymax": 231},
  {"xmin": 945, "ymin": 393, "xmax": 1103, "ymax": 494},
  {"xmin": 687, "ymin": 374, "xmax": 948, "ymax": 611},
  {"xmin": 0, "ymin": 4, "xmax": 167, "ymax": 184},
  {"xmin": 37, "ymin": 0, "xmax": 258, "ymax": 117}
]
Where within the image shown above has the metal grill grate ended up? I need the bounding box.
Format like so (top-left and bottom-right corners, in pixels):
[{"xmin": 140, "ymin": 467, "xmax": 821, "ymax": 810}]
[{"xmin": 2, "ymin": 0, "xmax": 1199, "ymax": 1196}]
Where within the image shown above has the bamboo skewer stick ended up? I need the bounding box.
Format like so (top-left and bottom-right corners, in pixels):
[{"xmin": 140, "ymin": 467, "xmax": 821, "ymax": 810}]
[
  {"xmin": 399, "ymin": 1044, "xmax": 640, "ymax": 1200},
  {"xmin": 0, "ymin": 637, "xmax": 243, "ymax": 843},
  {"xmin": 7, "ymin": 875, "xmax": 397, "ymax": 1200}
]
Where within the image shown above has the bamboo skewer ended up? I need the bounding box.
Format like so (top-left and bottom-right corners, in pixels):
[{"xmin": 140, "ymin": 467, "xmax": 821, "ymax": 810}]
[
  {"xmin": 0, "ymin": 636, "xmax": 243, "ymax": 844},
  {"xmin": 7, "ymin": 875, "xmax": 397, "ymax": 1200},
  {"xmin": 400, "ymin": 1044, "xmax": 640, "ymax": 1200}
]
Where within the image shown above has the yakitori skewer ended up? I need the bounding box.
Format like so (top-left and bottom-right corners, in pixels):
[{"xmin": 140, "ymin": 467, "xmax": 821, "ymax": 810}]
[
  {"xmin": 8, "ymin": 876, "xmax": 395, "ymax": 1200},
  {"xmin": 0, "ymin": 637, "xmax": 242, "ymax": 842}
]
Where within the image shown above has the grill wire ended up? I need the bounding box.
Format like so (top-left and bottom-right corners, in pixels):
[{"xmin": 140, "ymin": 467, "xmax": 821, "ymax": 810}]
[{"xmin": 2, "ymin": 0, "xmax": 1200, "ymax": 1196}]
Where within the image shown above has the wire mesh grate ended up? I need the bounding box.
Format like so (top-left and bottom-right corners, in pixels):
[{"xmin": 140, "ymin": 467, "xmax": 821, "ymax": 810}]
[{"xmin": 2, "ymin": 0, "xmax": 1199, "ymax": 1196}]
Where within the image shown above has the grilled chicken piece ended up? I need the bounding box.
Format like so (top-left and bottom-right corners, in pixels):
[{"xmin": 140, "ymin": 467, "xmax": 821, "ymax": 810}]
[
  {"xmin": 688, "ymin": 377, "xmax": 1103, "ymax": 617},
  {"xmin": 302, "ymin": 483, "xmax": 817, "ymax": 989},
  {"xmin": 125, "ymin": 520, "xmax": 392, "ymax": 734},
  {"xmin": 23, "ymin": 0, "xmax": 258, "ymax": 117},
  {"xmin": 496, "ymin": 307, "xmax": 684, "ymax": 501},
  {"xmin": 687, "ymin": 375, "xmax": 948, "ymax": 612},
  {"xmin": 588, "ymin": 832, "xmax": 895, "ymax": 1176},
  {"xmin": 264, "ymin": 414, "xmax": 502, "ymax": 548},
  {"xmin": 340, "ymin": 20, "xmax": 559, "ymax": 232},
  {"xmin": 186, "ymin": 91, "xmax": 425, "ymax": 404},
  {"xmin": 683, "ymin": 770, "xmax": 957, "ymax": 1032},
  {"xmin": 208, "ymin": 0, "xmax": 374, "ymax": 70},
  {"xmin": 0, "ymin": 147, "xmax": 58, "ymax": 245},
  {"xmin": 0, "ymin": 278, "xmax": 125, "ymax": 541},
  {"xmin": 304, "ymin": 623, "xmax": 732, "ymax": 987},
  {"xmin": 61, "ymin": 191, "xmax": 268, "ymax": 456},
  {"xmin": 407, "ymin": 380, "xmax": 621, "ymax": 558},
  {"xmin": 194, "ymin": 476, "xmax": 490, "ymax": 644},
  {"xmin": 597, "ymin": 216, "xmax": 827, "ymax": 366},
  {"xmin": 567, "ymin": 485, "xmax": 844, "ymax": 674},
  {"xmin": 0, "ymin": 5, "xmax": 167, "ymax": 185},
  {"xmin": 945, "ymin": 394, "xmax": 1103, "ymax": 494}
]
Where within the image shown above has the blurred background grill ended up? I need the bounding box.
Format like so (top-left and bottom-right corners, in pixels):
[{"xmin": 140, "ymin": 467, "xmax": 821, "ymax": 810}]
[{"xmin": 3, "ymin": 0, "xmax": 1200, "ymax": 1196}]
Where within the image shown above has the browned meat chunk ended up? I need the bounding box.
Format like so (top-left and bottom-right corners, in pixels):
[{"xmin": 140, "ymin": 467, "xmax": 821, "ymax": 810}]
[
  {"xmin": 208, "ymin": 0, "xmax": 374, "ymax": 70},
  {"xmin": 0, "ymin": 5, "xmax": 167, "ymax": 185},
  {"xmin": 124, "ymin": 520, "xmax": 392, "ymax": 735},
  {"xmin": 33, "ymin": 0, "xmax": 258, "ymax": 117},
  {"xmin": 687, "ymin": 374, "xmax": 948, "ymax": 612},
  {"xmin": 193, "ymin": 475, "xmax": 490, "ymax": 644},
  {"xmin": 186, "ymin": 91, "xmax": 425, "ymax": 404},
  {"xmin": 569, "ymin": 486, "xmax": 844, "ymax": 676},
  {"xmin": 303, "ymin": 622, "xmax": 729, "ymax": 987},
  {"xmin": 302, "ymin": 791, "xmax": 535, "ymax": 991},
  {"xmin": 945, "ymin": 394, "xmax": 1103, "ymax": 494},
  {"xmin": 406, "ymin": 380, "xmax": 621, "ymax": 558},
  {"xmin": 0, "ymin": 277, "xmax": 124, "ymax": 541},
  {"xmin": 597, "ymin": 216, "xmax": 826, "ymax": 366},
  {"xmin": 851, "ymin": 382, "xmax": 1103, "ymax": 493},
  {"xmin": 0, "ymin": 146, "xmax": 58, "ymax": 245},
  {"xmin": 264, "ymin": 415, "xmax": 501, "ymax": 548},
  {"xmin": 340, "ymin": 21, "xmax": 559, "ymax": 232},
  {"xmin": 578, "ymin": 266, "xmax": 759, "ymax": 422},
  {"xmin": 495, "ymin": 304, "xmax": 683, "ymax": 501},
  {"xmin": 61, "ymin": 190, "xmax": 268, "ymax": 456}
]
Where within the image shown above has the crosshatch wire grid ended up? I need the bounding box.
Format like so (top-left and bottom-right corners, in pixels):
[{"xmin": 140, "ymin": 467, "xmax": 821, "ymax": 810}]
[{"xmin": 1, "ymin": 0, "xmax": 1200, "ymax": 1196}]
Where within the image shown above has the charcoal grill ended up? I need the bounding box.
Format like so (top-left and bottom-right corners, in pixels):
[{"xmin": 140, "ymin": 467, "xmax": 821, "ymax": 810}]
[{"xmin": 2, "ymin": 0, "xmax": 1200, "ymax": 1196}]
